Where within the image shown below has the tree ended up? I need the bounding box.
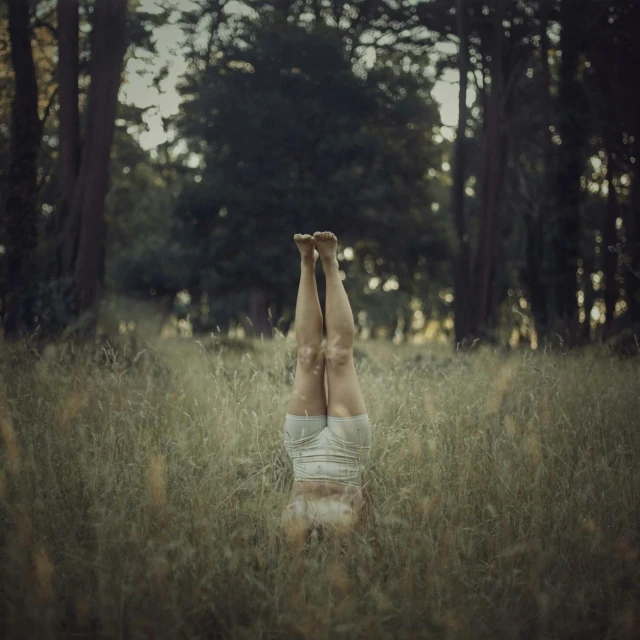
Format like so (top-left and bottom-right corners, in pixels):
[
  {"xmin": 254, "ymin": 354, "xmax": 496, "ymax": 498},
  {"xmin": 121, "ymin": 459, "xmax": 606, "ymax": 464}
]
[
  {"xmin": 630, "ymin": 122, "xmax": 640, "ymax": 325},
  {"xmin": 452, "ymin": 0, "xmax": 471, "ymax": 346},
  {"xmin": 56, "ymin": 0, "xmax": 79, "ymax": 268},
  {"xmin": 551, "ymin": 0, "xmax": 589, "ymax": 345},
  {"xmin": 1, "ymin": 0, "xmax": 173, "ymax": 338},
  {"xmin": 104, "ymin": 107, "xmax": 182, "ymax": 302},
  {"xmin": 173, "ymin": 18, "xmax": 445, "ymax": 336},
  {"xmin": 519, "ymin": 0, "xmax": 556, "ymax": 345},
  {"xmin": 434, "ymin": 1, "xmax": 538, "ymax": 343},
  {"xmin": 58, "ymin": 0, "xmax": 129, "ymax": 313},
  {"xmin": 594, "ymin": 1, "xmax": 640, "ymax": 332},
  {"xmin": 1, "ymin": 0, "xmax": 42, "ymax": 336}
]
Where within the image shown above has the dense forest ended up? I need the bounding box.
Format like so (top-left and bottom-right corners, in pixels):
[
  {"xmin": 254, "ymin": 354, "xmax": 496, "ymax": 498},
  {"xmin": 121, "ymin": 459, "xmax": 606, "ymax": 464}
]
[{"xmin": 1, "ymin": 0, "xmax": 639, "ymax": 350}]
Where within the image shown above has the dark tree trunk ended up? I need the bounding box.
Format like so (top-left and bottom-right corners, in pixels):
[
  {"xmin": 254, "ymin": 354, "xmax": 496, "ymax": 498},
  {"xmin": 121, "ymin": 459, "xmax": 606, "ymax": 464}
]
[
  {"xmin": 603, "ymin": 144, "xmax": 619, "ymax": 338},
  {"xmin": 452, "ymin": 0, "xmax": 472, "ymax": 346},
  {"xmin": 272, "ymin": 289, "xmax": 294, "ymax": 336},
  {"xmin": 402, "ymin": 303, "xmax": 413, "ymax": 342},
  {"xmin": 525, "ymin": 208, "xmax": 549, "ymax": 344},
  {"xmin": 472, "ymin": 0, "xmax": 508, "ymax": 340},
  {"xmin": 528, "ymin": 5, "xmax": 552, "ymax": 344},
  {"xmin": 2, "ymin": 0, "xmax": 42, "ymax": 337},
  {"xmin": 553, "ymin": 0, "xmax": 586, "ymax": 346},
  {"xmin": 581, "ymin": 248, "xmax": 596, "ymax": 343},
  {"xmin": 249, "ymin": 288, "xmax": 272, "ymax": 338},
  {"xmin": 57, "ymin": 0, "xmax": 80, "ymax": 274},
  {"xmin": 70, "ymin": 0, "xmax": 128, "ymax": 312},
  {"xmin": 628, "ymin": 131, "xmax": 640, "ymax": 325}
]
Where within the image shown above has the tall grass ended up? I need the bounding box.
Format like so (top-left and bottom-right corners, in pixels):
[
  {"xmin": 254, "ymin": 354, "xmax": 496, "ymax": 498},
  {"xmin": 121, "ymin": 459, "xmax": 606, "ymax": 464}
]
[{"xmin": 0, "ymin": 329, "xmax": 638, "ymax": 639}]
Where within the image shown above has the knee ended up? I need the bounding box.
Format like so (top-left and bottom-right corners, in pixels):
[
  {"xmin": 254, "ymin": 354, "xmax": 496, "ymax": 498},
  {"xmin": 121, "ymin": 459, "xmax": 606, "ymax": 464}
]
[
  {"xmin": 297, "ymin": 344, "xmax": 325, "ymax": 372},
  {"xmin": 325, "ymin": 343, "xmax": 353, "ymax": 369}
]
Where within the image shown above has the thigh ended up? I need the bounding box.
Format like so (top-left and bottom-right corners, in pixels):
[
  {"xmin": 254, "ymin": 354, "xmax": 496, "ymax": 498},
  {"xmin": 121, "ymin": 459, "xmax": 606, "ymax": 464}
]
[
  {"xmin": 287, "ymin": 354, "xmax": 327, "ymax": 417},
  {"xmin": 326, "ymin": 355, "xmax": 367, "ymax": 418}
]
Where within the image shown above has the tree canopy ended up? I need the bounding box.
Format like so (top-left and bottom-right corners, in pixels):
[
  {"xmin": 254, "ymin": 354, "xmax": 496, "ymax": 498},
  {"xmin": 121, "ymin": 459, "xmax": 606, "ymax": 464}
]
[{"xmin": 167, "ymin": 16, "xmax": 447, "ymax": 333}]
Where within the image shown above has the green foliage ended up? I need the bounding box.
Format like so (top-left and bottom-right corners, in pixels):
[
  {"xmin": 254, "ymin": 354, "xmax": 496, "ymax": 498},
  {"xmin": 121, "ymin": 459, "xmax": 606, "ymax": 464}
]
[
  {"xmin": 173, "ymin": 18, "xmax": 449, "ymax": 304},
  {"xmin": 105, "ymin": 111, "xmax": 179, "ymax": 295},
  {"xmin": 30, "ymin": 276, "xmax": 78, "ymax": 336}
]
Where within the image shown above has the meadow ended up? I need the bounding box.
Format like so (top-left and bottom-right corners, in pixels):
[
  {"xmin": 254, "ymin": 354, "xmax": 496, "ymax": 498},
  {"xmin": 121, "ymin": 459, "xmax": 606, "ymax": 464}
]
[{"xmin": 0, "ymin": 304, "xmax": 639, "ymax": 639}]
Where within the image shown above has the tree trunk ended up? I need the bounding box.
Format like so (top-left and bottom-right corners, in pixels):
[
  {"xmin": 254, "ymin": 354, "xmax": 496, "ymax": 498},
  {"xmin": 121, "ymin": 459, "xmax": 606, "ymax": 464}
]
[
  {"xmin": 249, "ymin": 288, "xmax": 272, "ymax": 338},
  {"xmin": 472, "ymin": 0, "xmax": 508, "ymax": 340},
  {"xmin": 57, "ymin": 0, "xmax": 80, "ymax": 274},
  {"xmin": 525, "ymin": 208, "xmax": 550, "ymax": 345},
  {"xmin": 272, "ymin": 289, "xmax": 294, "ymax": 336},
  {"xmin": 553, "ymin": 0, "xmax": 586, "ymax": 346},
  {"xmin": 628, "ymin": 131, "xmax": 640, "ymax": 325},
  {"xmin": 71, "ymin": 0, "xmax": 128, "ymax": 312},
  {"xmin": 581, "ymin": 248, "xmax": 596, "ymax": 343},
  {"xmin": 603, "ymin": 144, "xmax": 619, "ymax": 338},
  {"xmin": 452, "ymin": 0, "xmax": 472, "ymax": 346},
  {"xmin": 2, "ymin": 0, "xmax": 41, "ymax": 337},
  {"xmin": 528, "ymin": 5, "xmax": 552, "ymax": 344},
  {"xmin": 402, "ymin": 303, "xmax": 413, "ymax": 342}
]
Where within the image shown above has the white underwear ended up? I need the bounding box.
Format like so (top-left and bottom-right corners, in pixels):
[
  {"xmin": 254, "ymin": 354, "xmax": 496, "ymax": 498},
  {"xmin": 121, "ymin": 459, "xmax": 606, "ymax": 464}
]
[{"xmin": 283, "ymin": 413, "xmax": 371, "ymax": 487}]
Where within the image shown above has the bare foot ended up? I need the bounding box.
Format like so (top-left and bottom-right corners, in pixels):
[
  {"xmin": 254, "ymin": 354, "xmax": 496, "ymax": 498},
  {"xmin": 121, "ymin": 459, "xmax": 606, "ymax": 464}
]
[
  {"xmin": 294, "ymin": 234, "xmax": 318, "ymax": 265},
  {"xmin": 313, "ymin": 231, "xmax": 338, "ymax": 267}
]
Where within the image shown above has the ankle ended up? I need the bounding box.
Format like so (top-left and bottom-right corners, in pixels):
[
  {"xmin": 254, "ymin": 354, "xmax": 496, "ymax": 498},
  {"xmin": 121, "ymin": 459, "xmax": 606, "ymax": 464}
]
[{"xmin": 321, "ymin": 257, "xmax": 339, "ymax": 271}]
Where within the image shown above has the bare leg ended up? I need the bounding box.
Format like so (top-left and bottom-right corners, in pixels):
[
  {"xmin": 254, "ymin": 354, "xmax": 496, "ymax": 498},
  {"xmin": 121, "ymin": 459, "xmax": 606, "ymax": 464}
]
[
  {"xmin": 314, "ymin": 231, "xmax": 366, "ymax": 417},
  {"xmin": 287, "ymin": 234, "xmax": 326, "ymax": 417}
]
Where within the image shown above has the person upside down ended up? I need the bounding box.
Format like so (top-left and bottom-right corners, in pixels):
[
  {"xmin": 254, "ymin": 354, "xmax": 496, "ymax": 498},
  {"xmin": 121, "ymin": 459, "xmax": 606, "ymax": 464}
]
[{"xmin": 281, "ymin": 231, "xmax": 372, "ymax": 542}]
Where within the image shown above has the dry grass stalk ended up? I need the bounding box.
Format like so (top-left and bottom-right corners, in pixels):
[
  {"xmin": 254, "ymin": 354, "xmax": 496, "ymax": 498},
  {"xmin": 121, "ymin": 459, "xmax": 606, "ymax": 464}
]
[
  {"xmin": 58, "ymin": 389, "xmax": 84, "ymax": 433},
  {"xmin": 0, "ymin": 393, "xmax": 20, "ymax": 473},
  {"xmin": 148, "ymin": 453, "xmax": 167, "ymax": 505},
  {"xmin": 33, "ymin": 546, "xmax": 55, "ymax": 604}
]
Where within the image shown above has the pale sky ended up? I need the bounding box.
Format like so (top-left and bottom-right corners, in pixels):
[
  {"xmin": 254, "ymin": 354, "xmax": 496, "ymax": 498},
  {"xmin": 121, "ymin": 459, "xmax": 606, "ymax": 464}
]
[{"xmin": 120, "ymin": 0, "xmax": 466, "ymax": 151}]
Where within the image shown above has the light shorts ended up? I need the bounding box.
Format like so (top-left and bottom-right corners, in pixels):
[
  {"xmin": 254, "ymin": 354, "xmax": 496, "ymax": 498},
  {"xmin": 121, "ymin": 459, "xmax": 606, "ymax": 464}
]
[{"xmin": 283, "ymin": 412, "xmax": 371, "ymax": 487}]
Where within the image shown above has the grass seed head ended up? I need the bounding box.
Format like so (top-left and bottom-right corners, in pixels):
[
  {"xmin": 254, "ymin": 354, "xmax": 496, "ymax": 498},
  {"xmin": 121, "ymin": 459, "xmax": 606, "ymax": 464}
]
[
  {"xmin": 423, "ymin": 390, "xmax": 436, "ymax": 415},
  {"xmin": 485, "ymin": 363, "xmax": 517, "ymax": 414},
  {"xmin": 504, "ymin": 413, "xmax": 518, "ymax": 437},
  {"xmin": 409, "ymin": 432, "xmax": 422, "ymax": 460},
  {"xmin": 0, "ymin": 399, "xmax": 20, "ymax": 473},
  {"xmin": 13, "ymin": 504, "xmax": 33, "ymax": 553},
  {"xmin": 526, "ymin": 432, "xmax": 542, "ymax": 468},
  {"xmin": 34, "ymin": 546, "xmax": 55, "ymax": 604},
  {"xmin": 58, "ymin": 389, "xmax": 84, "ymax": 433},
  {"xmin": 148, "ymin": 453, "xmax": 167, "ymax": 505}
]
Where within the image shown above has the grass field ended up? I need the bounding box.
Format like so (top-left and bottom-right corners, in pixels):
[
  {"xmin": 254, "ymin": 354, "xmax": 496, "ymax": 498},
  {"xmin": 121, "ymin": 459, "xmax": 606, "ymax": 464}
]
[{"xmin": 1, "ymin": 317, "xmax": 639, "ymax": 639}]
